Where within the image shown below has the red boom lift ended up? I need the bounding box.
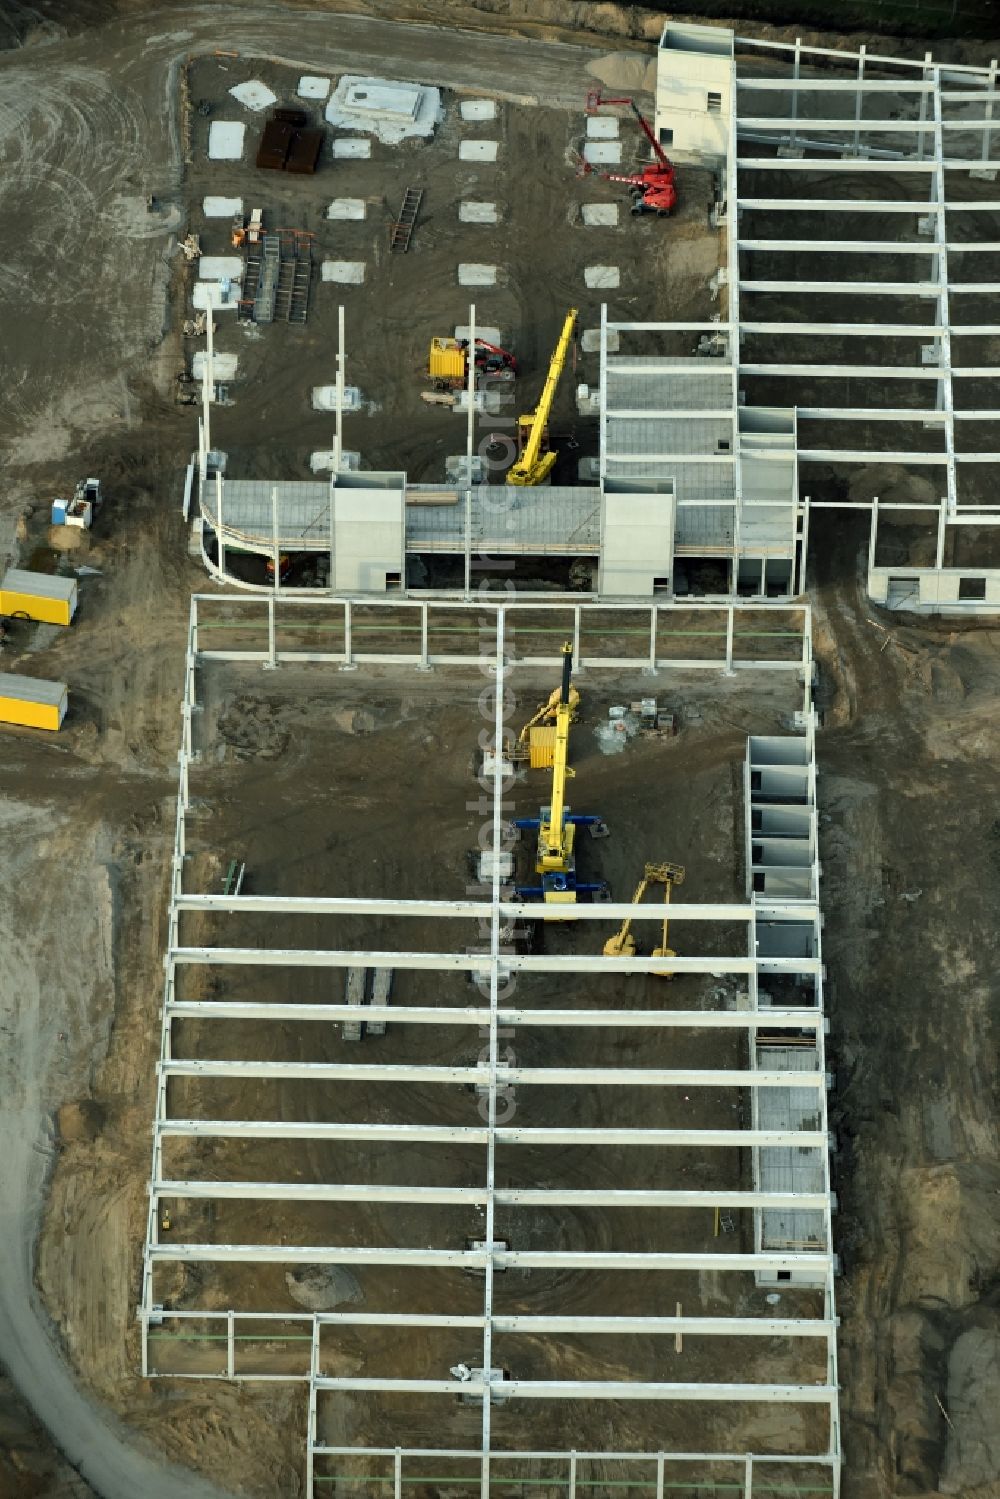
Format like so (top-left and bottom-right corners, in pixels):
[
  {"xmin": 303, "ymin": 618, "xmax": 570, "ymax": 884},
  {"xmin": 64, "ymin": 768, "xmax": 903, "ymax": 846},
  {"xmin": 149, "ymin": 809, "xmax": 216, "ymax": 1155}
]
[{"xmin": 583, "ymin": 92, "xmax": 677, "ymax": 217}]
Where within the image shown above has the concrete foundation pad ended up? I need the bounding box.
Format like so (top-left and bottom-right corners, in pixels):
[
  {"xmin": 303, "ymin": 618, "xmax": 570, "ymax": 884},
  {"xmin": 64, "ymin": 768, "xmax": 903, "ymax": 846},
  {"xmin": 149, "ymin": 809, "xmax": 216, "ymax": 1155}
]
[
  {"xmin": 583, "ymin": 141, "xmax": 622, "ymax": 165},
  {"xmin": 298, "ymin": 75, "xmax": 332, "ymax": 100},
  {"xmin": 582, "ymin": 203, "xmax": 620, "ymax": 227},
  {"xmin": 229, "ymin": 80, "xmax": 277, "ymax": 112},
  {"xmin": 326, "ymin": 74, "xmax": 443, "ymax": 144},
  {"xmin": 203, "ymin": 195, "xmax": 243, "ymax": 218},
  {"xmin": 322, "ymin": 260, "xmax": 366, "ymax": 284},
  {"xmin": 577, "ymin": 456, "xmax": 601, "ymax": 481},
  {"xmin": 458, "ymin": 263, "xmax": 498, "ymax": 286},
  {"xmin": 310, "ymin": 450, "xmax": 361, "ymax": 472},
  {"xmin": 193, "ymin": 352, "xmax": 238, "ymax": 380},
  {"xmin": 576, "ymin": 382, "xmax": 601, "ymax": 415},
  {"xmin": 312, "ymin": 385, "xmax": 363, "ymax": 412},
  {"xmin": 327, "ymin": 198, "xmax": 367, "ymax": 220},
  {"xmin": 331, "ymin": 137, "xmax": 372, "ymax": 159},
  {"xmin": 455, "ymin": 324, "xmax": 502, "ymax": 345},
  {"xmin": 208, "ymin": 122, "xmax": 245, "ymax": 161},
  {"xmin": 461, "ymin": 100, "xmax": 497, "ymax": 121},
  {"xmin": 581, "ymin": 327, "xmax": 620, "ymax": 353},
  {"xmin": 586, "ymin": 116, "xmax": 619, "ymax": 139},
  {"xmin": 446, "ymin": 454, "xmax": 486, "ymax": 482},
  {"xmin": 192, "ymin": 282, "xmax": 241, "ymax": 311},
  {"xmin": 459, "ymin": 140, "xmax": 499, "ymax": 162},
  {"xmin": 199, "ymin": 256, "xmax": 243, "ymax": 280},
  {"xmin": 459, "ymin": 201, "xmax": 498, "ymax": 224},
  {"xmin": 585, "ymin": 265, "xmax": 620, "ymax": 289},
  {"xmin": 454, "ymin": 390, "xmax": 489, "ymax": 413},
  {"xmin": 971, "ymin": 166, "xmax": 998, "ymax": 181}
]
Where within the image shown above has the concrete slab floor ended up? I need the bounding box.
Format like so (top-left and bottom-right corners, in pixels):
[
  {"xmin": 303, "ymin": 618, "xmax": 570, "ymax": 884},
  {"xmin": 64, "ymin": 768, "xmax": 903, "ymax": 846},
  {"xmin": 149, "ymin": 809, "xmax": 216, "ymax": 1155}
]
[
  {"xmin": 586, "ymin": 116, "xmax": 619, "ymax": 139},
  {"xmin": 581, "ymin": 203, "xmax": 620, "ymax": 226},
  {"xmin": 584, "ymin": 265, "xmax": 620, "ymax": 288},
  {"xmin": 310, "ymin": 450, "xmax": 361, "ymax": 472},
  {"xmin": 322, "ymin": 261, "xmax": 366, "ymax": 284},
  {"xmin": 202, "ymin": 195, "xmax": 243, "ymax": 217},
  {"xmin": 459, "ymin": 201, "xmax": 498, "ymax": 224},
  {"xmin": 582, "ymin": 141, "xmax": 622, "ymax": 165},
  {"xmin": 327, "ymin": 199, "xmax": 367, "ymax": 220},
  {"xmin": 331, "ymin": 137, "xmax": 372, "ymax": 160},
  {"xmin": 207, "ymin": 121, "xmax": 245, "ymax": 161},
  {"xmin": 455, "ymin": 324, "xmax": 502, "ymax": 345},
  {"xmin": 445, "ymin": 454, "xmax": 486, "ymax": 482},
  {"xmin": 458, "ymin": 263, "xmax": 498, "ymax": 286},
  {"xmin": 461, "ymin": 100, "xmax": 497, "ymax": 121},
  {"xmin": 459, "ymin": 140, "xmax": 498, "ymax": 162}
]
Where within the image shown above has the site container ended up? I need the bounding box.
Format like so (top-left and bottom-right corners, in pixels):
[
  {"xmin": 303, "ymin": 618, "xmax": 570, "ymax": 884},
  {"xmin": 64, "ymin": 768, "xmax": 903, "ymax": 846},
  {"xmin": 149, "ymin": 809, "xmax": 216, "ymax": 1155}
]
[
  {"xmin": 0, "ymin": 673, "xmax": 68, "ymax": 731},
  {"xmin": 0, "ymin": 568, "xmax": 78, "ymax": 626}
]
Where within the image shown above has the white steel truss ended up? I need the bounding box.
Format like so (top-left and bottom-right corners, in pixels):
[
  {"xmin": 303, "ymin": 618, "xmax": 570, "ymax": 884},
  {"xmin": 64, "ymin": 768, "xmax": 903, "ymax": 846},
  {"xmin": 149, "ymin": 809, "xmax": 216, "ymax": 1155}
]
[{"xmin": 141, "ymin": 593, "xmax": 838, "ymax": 1499}]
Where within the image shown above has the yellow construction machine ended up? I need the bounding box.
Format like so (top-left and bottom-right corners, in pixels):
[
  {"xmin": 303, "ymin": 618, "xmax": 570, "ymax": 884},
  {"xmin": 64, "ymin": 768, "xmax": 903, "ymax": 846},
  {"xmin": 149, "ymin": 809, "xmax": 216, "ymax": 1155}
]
[
  {"xmin": 506, "ymin": 309, "xmax": 578, "ymax": 486},
  {"xmin": 513, "ymin": 674, "xmax": 581, "ymax": 768},
  {"xmin": 604, "ymin": 860, "xmax": 686, "ymax": 974},
  {"xmin": 514, "ymin": 642, "xmax": 608, "ymax": 904}
]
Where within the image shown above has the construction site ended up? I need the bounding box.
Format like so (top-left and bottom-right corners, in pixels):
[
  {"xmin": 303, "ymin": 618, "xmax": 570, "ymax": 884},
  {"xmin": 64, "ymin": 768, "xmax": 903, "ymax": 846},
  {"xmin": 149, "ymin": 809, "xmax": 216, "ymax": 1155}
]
[{"xmin": 0, "ymin": 5, "xmax": 999, "ymax": 1499}]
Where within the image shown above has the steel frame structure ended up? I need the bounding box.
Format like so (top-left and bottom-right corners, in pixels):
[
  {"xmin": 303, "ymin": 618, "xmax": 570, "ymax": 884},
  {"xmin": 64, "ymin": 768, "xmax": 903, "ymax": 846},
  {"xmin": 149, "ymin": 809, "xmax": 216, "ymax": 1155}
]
[{"xmin": 141, "ymin": 593, "xmax": 839, "ymax": 1497}]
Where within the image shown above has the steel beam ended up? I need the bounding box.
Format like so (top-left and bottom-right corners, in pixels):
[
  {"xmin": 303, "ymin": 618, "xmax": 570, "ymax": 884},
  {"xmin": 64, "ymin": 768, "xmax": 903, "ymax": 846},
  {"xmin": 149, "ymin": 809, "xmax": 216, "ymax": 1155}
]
[
  {"xmin": 157, "ymin": 1120, "xmax": 827, "ymax": 1148},
  {"xmin": 153, "ymin": 1180, "xmax": 831, "ymax": 1210},
  {"xmin": 147, "ymin": 1244, "xmax": 830, "ymax": 1271},
  {"xmin": 311, "ymin": 1376, "xmax": 836, "ymax": 1402},
  {"xmin": 165, "ymin": 1002, "xmax": 824, "ymax": 1030},
  {"xmin": 159, "ymin": 1060, "xmax": 825, "ymax": 1089}
]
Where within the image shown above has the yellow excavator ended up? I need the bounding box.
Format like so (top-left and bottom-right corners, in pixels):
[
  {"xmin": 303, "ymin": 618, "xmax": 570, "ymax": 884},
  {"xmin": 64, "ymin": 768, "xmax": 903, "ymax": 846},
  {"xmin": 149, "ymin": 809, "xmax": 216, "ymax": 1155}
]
[
  {"xmin": 506, "ymin": 309, "xmax": 578, "ymax": 486},
  {"xmin": 514, "ymin": 642, "xmax": 608, "ymax": 904},
  {"xmin": 604, "ymin": 860, "xmax": 686, "ymax": 975}
]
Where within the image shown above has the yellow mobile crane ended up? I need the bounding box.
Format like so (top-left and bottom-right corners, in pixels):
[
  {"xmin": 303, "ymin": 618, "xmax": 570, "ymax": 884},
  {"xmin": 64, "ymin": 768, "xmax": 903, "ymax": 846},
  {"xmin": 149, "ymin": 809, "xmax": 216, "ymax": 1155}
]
[
  {"xmin": 506, "ymin": 309, "xmax": 579, "ymax": 486},
  {"xmin": 604, "ymin": 860, "xmax": 686, "ymax": 974},
  {"xmin": 514, "ymin": 643, "xmax": 608, "ymax": 904}
]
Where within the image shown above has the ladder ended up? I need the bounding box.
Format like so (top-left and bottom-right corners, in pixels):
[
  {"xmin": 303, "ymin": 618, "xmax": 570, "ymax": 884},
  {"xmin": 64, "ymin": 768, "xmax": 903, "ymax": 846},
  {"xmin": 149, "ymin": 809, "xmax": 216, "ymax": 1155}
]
[
  {"xmin": 389, "ymin": 187, "xmax": 423, "ymax": 253},
  {"xmin": 254, "ymin": 235, "xmax": 281, "ymax": 324}
]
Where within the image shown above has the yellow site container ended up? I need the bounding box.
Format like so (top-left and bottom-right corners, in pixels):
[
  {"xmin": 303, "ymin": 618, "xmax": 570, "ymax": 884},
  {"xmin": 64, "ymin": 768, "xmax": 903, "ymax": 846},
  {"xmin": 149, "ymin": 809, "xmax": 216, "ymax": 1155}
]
[
  {"xmin": 428, "ymin": 337, "xmax": 466, "ymax": 381},
  {"xmin": 528, "ymin": 726, "xmax": 556, "ymax": 768},
  {"xmin": 0, "ymin": 672, "xmax": 68, "ymax": 731},
  {"xmin": 0, "ymin": 568, "xmax": 78, "ymax": 626}
]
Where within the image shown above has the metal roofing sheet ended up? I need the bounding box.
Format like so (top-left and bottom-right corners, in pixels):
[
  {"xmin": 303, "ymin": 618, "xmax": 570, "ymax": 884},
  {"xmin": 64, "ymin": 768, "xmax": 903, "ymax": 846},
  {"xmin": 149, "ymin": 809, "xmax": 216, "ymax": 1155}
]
[
  {"xmin": 0, "ymin": 673, "xmax": 68, "ymax": 706},
  {"xmin": 1, "ymin": 569, "xmax": 77, "ymax": 601}
]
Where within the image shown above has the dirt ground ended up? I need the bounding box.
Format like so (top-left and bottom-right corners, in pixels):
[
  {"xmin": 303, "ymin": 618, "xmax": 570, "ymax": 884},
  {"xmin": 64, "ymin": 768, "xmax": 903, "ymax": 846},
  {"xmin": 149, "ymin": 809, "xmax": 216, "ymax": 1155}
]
[
  {"xmin": 179, "ymin": 54, "xmax": 716, "ymax": 507},
  {"xmin": 0, "ymin": 4, "xmax": 997, "ymax": 1499}
]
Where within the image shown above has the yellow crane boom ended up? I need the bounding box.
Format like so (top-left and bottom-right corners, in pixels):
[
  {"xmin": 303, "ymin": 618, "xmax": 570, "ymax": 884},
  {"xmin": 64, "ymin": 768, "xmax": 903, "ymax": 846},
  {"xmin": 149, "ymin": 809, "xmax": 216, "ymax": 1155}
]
[
  {"xmin": 536, "ymin": 643, "xmax": 576, "ymax": 872},
  {"xmin": 506, "ymin": 309, "xmax": 578, "ymax": 486}
]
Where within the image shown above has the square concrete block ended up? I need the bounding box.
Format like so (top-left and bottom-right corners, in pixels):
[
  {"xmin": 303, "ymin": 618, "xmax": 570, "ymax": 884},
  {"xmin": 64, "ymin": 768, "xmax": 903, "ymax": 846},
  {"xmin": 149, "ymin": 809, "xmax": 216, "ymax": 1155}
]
[
  {"xmin": 322, "ymin": 261, "xmax": 366, "ymax": 284},
  {"xmin": 199, "ymin": 255, "xmax": 243, "ymax": 280},
  {"xmin": 581, "ymin": 203, "xmax": 620, "ymax": 227},
  {"xmin": 459, "ymin": 201, "xmax": 498, "ymax": 224},
  {"xmin": 331, "ymin": 137, "xmax": 372, "ymax": 159},
  {"xmin": 586, "ymin": 116, "xmax": 619, "ymax": 139},
  {"xmin": 458, "ymin": 263, "xmax": 498, "ymax": 286},
  {"xmin": 455, "ymin": 324, "xmax": 502, "ymax": 345},
  {"xmin": 581, "ymin": 327, "xmax": 620, "ymax": 353},
  {"xmin": 313, "ymin": 385, "xmax": 363, "ymax": 411},
  {"xmin": 582, "ymin": 141, "xmax": 622, "ymax": 165},
  {"xmin": 208, "ymin": 122, "xmax": 245, "ymax": 160},
  {"xmin": 327, "ymin": 198, "xmax": 367, "ymax": 220},
  {"xmin": 298, "ymin": 75, "xmax": 332, "ymax": 100},
  {"xmin": 461, "ymin": 100, "xmax": 497, "ymax": 121},
  {"xmin": 584, "ymin": 265, "xmax": 620, "ymax": 289},
  {"xmin": 229, "ymin": 80, "xmax": 277, "ymax": 112},
  {"xmin": 192, "ymin": 352, "xmax": 238, "ymax": 380},
  {"xmin": 459, "ymin": 140, "xmax": 498, "ymax": 162},
  {"xmin": 192, "ymin": 281, "xmax": 241, "ymax": 311},
  {"xmin": 203, "ymin": 195, "xmax": 243, "ymax": 218}
]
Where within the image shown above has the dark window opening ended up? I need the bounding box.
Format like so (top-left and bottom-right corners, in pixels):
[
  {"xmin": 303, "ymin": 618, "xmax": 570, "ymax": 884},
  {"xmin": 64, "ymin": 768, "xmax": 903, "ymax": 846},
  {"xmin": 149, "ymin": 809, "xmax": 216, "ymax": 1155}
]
[
  {"xmin": 707, "ymin": 92, "xmax": 722, "ymax": 113},
  {"xmin": 959, "ymin": 576, "xmax": 986, "ymax": 600}
]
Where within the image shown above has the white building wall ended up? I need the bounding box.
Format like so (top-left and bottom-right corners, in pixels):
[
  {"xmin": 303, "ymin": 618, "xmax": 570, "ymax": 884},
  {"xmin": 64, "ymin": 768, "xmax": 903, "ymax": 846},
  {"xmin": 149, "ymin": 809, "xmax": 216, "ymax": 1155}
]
[
  {"xmin": 599, "ymin": 490, "xmax": 674, "ymax": 596},
  {"xmin": 656, "ymin": 22, "xmax": 734, "ymax": 159},
  {"xmin": 332, "ymin": 481, "xmax": 405, "ymax": 592}
]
